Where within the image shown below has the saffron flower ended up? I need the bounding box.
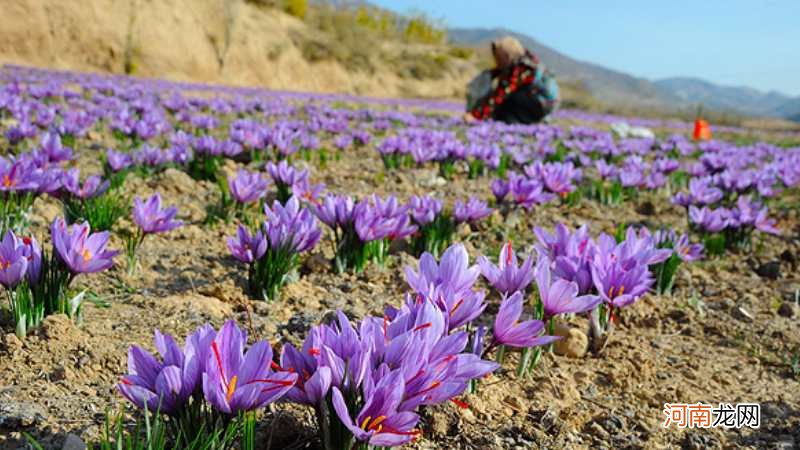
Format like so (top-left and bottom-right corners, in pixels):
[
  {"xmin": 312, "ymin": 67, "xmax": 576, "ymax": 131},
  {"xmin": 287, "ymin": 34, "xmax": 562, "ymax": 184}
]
[
  {"xmin": 331, "ymin": 371, "xmax": 421, "ymax": 447},
  {"xmin": 453, "ymin": 197, "xmax": 492, "ymax": 223},
  {"xmin": 118, "ymin": 326, "xmax": 215, "ymax": 415},
  {"xmin": 492, "ymin": 291, "xmax": 561, "ymax": 349},
  {"xmin": 590, "ymin": 254, "xmax": 653, "ymax": 308},
  {"xmin": 61, "ymin": 169, "xmax": 110, "ymax": 200},
  {"xmin": 477, "ymin": 241, "xmax": 534, "ymax": 296},
  {"xmin": 405, "ymin": 243, "xmax": 480, "ymax": 297},
  {"xmin": 266, "ymin": 160, "xmax": 308, "ymax": 204},
  {"xmin": 52, "ymin": 217, "xmax": 119, "ymax": 274},
  {"xmin": 127, "ymin": 193, "xmax": 182, "ymax": 274},
  {"xmin": 203, "ymin": 321, "xmax": 297, "ymax": 414},
  {"xmin": 132, "ymin": 193, "xmax": 183, "ymax": 234},
  {"xmin": 230, "ymin": 196, "xmax": 320, "ymax": 300},
  {"xmin": 534, "ymin": 256, "xmax": 601, "ymax": 319},
  {"xmin": 0, "ymin": 230, "xmax": 28, "ymax": 289},
  {"xmin": 227, "ymin": 168, "xmax": 269, "ymax": 205},
  {"xmin": 226, "ymin": 224, "xmax": 267, "ymax": 264}
]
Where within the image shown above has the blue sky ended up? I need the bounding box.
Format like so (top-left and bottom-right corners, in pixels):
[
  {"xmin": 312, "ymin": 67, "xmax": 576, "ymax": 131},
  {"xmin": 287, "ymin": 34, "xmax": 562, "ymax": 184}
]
[{"xmin": 370, "ymin": 0, "xmax": 800, "ymax": 96}]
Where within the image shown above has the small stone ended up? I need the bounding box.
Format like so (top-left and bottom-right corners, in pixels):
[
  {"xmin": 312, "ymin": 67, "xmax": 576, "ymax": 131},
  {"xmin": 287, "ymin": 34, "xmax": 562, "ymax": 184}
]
[
  {"xmin": 778, "ymin": 302, "xmax": 797, "ymax": 318},
  {"xmin": 731, "ymin": 306, "xmax": 754, "ymax": 323},
  {"xmin": 51, "ymin": 365, "xmax": 74, "ymax": 382},
  {"xmin": 553, "ymin": 323, "xmax": 588, "ymax": 358},
  {"xmin": 62, "ymin": 433, "xmax": 87, "ymax": 450},
  {"xmin": 755, "ymin": 261, "xmax": 781, "ymax": 280},
  {"xmin": 636, "ymin": 201, "xmax": 656, "ymax": 216}
]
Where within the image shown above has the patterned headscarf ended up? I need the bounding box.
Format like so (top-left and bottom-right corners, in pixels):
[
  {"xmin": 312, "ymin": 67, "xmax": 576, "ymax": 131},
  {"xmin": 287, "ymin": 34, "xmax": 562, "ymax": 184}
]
[{"xmin": 491, "ymin": 36, "xmax": 526, "ymax": 63}]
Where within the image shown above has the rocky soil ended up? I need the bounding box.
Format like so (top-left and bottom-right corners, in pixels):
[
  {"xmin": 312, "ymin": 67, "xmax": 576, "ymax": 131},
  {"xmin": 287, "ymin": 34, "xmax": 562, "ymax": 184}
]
[{"xmin": 1, "ymin": 112, "xmax": 799, "ymax": 449}]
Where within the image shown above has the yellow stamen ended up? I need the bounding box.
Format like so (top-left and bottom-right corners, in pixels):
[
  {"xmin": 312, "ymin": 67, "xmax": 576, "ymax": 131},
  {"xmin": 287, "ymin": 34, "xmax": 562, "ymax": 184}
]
[
  {"xmin": 607, "ymin": 286, "xmax": 614, "ymax": 298},
  {"xmin": 2, "ymin": 175, "xmax": 12, "ymax": 188},
  {"xmin": 226, "ymin": 375, "xmax": 238, "ymax": 402},
  {"xmin": 361, "ymin": 416, "xmax": 372, "ymax": 430},
  {"xmin": 619, "ymin": 285, "xmax": 625, "ymax": 296},
  {"xmin": 82, "ymin": 248, "xmax": 92, "ymax": 262},
  {"xmin": 369, "ymin": 416, "xmax": 387, "ymax": 430}
]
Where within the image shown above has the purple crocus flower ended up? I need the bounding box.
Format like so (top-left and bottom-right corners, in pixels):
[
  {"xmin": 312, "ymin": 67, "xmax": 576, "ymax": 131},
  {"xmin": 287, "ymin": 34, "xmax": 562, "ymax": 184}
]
[
  {"xmin": 492, "ymin": 291, "xmax": 561, "ymax": 348},
  {"xmin": 331, "ymin": 371, "xmax": 421, "ymax": 447},
  {"xmin": 0, "ymin": 231, "xmax": 28, "ymax": 289},
  {"xmin": 106, "ymin": 149, "xmax": 134, "ymax": 172},
  {"xmin": 590, "ymin": 256, "xmax": 653, "ymax": 308},
  {"xmin": 594, "ymin": 160, "xmax": 618, "ymax": 180},
  {"xmin": 754, "ymin": 208, "xmax": 780, "ymax": 235},
  {"xmin": 279, "ymin": 346, "xmax": 332, "ymax": 407},
  {"xmin": 133, "ymin": 193, "xmax": 183, "ymax": 234},
  {"xmin": 19, "ymin": 234, "xmax": 42, "ymax": 285},
  {"xmin": 671, "ymin": 192, "xmax": 693, "ymax": 208},
  {"xmin": 51, "ymin": 217, "xmax": 119, "ymax": 274},
  {"xmin": 203, "ymin": 320, "xmax": 297, "ymax": 414},
  {"xmin": 40, "ymin": 132, "xmax": 74, "ymax": 164},
  {"xmin": 310, "ymin": 194, "xmax": 355, "ymax": 229},
  {"xmin": 408, "ymin": 195, "xmax": 443, "ymax": 226},
  {"xmin": 477, "ymin": 241, "xmax": 534, "ymax": 296},
  {"xmin": 534, "ymin": 257, "xmax": 601, "ymax": 319},
  {"xmin": 227, "ymin": 169, "xmax": 269, "ymax": 205},
  {"xmin": 118, "ymin": 325, "xmax": 215, "ymax": 415},
  {"xmin": 291, "ymin": 180, "xmax": 326, "ymax": 204},
  {"xmin": 227, "ymin": 224, "xmax": 267, "ymax": 263},
  {"xmin": 618, "ymin": 227, "xmax": 673, "ymax": 266},
  {"xmin": 687, "ymin": 177, "xmax": 723, "ymax": 205},
  {"xmin": 490, "ymin": 178, "xmax": 509, "ymax": 203},
  {"xmin": 354, "ymin": 195, "xmax": 417, "ymax": 242},
  {"xmin": 453, "ymin": 197, "xmax": 492, "ymax": 223},
  {"xmin": 263, "ymin": 196, "xmax": 321, "ymax": 253},
  {"xmin": 405, "ymin": 243, "xmax": 480, "ymax": 296},
  {"xmin": 62, "ymin": 169, "xmax": 110, "ymax": 199},
  {"xmin": 654, "ymin": 230, "xmax": 704, "ymax": 262},
  {"xmin": 508, "ymin": 174, "xmax": 555, "ymax": 209},
  {"xmin": 266, "ymin": 160, "xmax": 308, "ymax": 188},
  {"xmin": 688, "ymin": 206, "xmax": 728, "ymax": 233}
]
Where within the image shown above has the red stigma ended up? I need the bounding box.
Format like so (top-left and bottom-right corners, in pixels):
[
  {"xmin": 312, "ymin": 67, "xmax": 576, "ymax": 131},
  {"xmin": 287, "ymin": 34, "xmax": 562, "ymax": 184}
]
[
  {"xmin": 308, "ymin": 347, "xmax": 321, "ymax": 356},
  {"xmin": 413, "ymin": 322, "xmax": 432, "ymax": 332},
  {"xmin": 505, "ymin": 240, "xmax": 513, "ymax": 265},
  {"xmin": 211, "ymin": 341, "xmax": 227, "ymax": 386},
  {"xmin": 449, "ymin": 298, "xmax": 464, "ymax": 317},
  {"xmin": 450, "ymin": 398, "xmax": 470, "ymax": 409}
]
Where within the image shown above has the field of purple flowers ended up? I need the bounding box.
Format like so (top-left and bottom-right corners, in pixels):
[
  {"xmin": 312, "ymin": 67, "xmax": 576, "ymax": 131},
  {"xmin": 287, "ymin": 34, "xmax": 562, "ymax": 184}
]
[{"xmin": 1, "ymin": 64, "xmax": 799, "ymax": 449}]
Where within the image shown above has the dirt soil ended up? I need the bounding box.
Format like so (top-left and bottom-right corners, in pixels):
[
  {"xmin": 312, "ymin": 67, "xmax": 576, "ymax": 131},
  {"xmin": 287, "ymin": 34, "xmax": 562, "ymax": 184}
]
[{"xmin": 1, "ymin": 108, "xmax": 800, "ymax": 449}]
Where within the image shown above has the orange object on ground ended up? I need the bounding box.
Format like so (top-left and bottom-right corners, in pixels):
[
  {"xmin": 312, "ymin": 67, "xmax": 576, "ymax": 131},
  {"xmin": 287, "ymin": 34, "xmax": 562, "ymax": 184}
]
[{"xmin": 693, "ymin": 119, "xmax": 712, "ymax": 141}]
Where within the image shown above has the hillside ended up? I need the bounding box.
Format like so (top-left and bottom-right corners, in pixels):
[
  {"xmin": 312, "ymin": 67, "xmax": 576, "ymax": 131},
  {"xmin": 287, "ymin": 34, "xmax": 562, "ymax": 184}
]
[
  {"xmin": 449, "ymin": 27, "xmax": 800, "ymax": 121},
  {"xmin": 0, "ymin": 0, "xmax": 475, "ymax": 100}
]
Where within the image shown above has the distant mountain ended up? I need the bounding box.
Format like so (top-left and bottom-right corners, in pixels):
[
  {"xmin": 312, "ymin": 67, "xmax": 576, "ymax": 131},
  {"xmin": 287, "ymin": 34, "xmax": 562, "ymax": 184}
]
[
  {"xmin": 448, "ymin": 27, "xmax": 800, "ymax": 121},
  {"xmin": 652, "ymin": 77, "xmax": 792, "ymax": 116}
]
